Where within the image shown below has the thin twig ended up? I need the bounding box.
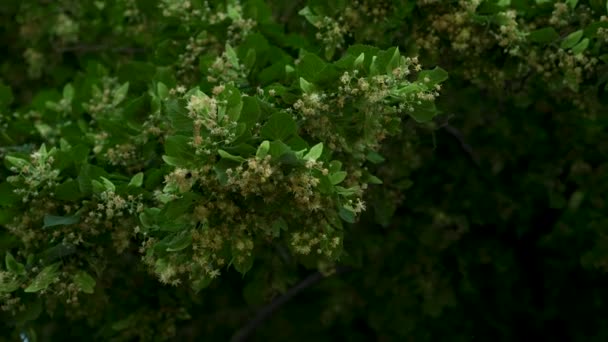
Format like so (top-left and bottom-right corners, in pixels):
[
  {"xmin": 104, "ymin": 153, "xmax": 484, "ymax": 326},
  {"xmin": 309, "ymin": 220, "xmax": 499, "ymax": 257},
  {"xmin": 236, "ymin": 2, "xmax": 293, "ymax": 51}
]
[
  {"xmin": 443, "ymin": 124, "xmax": 480, "ymax": 167},
  {"xmin": 280, "ymin": 0, "xmax": 305, "ymax": 24},
  {"xmin": 55, "ymin": 44, "xmax": 146, "ymax": 54},
  {"xmin": 230, "ymin": 267, "xmax": 351, "ymax": 342}
]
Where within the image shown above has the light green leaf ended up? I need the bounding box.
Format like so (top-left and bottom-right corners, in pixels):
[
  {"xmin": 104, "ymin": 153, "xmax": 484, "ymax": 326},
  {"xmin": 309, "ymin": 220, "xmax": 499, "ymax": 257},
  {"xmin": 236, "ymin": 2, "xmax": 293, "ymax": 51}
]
[
  {"xmin": 329, "ymin": 171, "xmax": 347, "ymax": 185},
  {"xmin": 99, "ymin": 176, "xmax": 116, "ymax": 192},
  {"xmin": 165, "ymin": 231, "xmax": 193, "ymax": 252},
  {"xmin": 128, "ymin": 172, "xmax": 144, "ymax": 187},
  {"xmin": 353, "ymin": 53, "xmax": 365, "ymax": 68},
  {"xmin": 24, "ymin": 262, "xmax": 61, "ymax": 293},
  {"xmin": 5, "ymin": 252, "xmax": 26, "ymax": 276},
  {"xmin": 6, "ymin": 156, "xmax": 30, "ymax": 169},
  {"xmin": 571, "ymin": 38, "xmax": 589, "ymax": 54},
  {"xmin": 157, "ymin": 82, "xmax": 169, "ymax": 99},
  {"xmin": 225, "ymin": 44, "xmax": 240, "ymax": 68},
  {"xmin": 0, "ymin": 277, "xmax": 20, "ymax": 293},
  {"xmin": 339, "ymin": 206, "xmax": 356, "ymax": 223},
  {"xmin": 299, "ymin": 77, "xmax": 314, "ymax": 93},
  {"xmin": 73, "ymin": 271, "xmax": 96, "ymax": 294},
  {"xmin": 63, "ymin": 84, "xmax": 74, "ymax": 102},
  {"xmin": 218, "ymin": 149, "xmax": 246, "ymax": 162},
  {"xmin": 304, "ymin": 142, "xmax": 323, "ymax": 161},
  {"xmin": 113, "ymin": 82, "xmax": 130, "ymax": 106},
  {"xmin": 256, "ymin": 140, "xmax": 270, "ymax": 159},
  {"xmin": 417, "ymin": 67, "xmax": 449, "ymax": 88},
  {"xmin": 561, "ymin": 30, "xmax": 583, "ymax": 49}
]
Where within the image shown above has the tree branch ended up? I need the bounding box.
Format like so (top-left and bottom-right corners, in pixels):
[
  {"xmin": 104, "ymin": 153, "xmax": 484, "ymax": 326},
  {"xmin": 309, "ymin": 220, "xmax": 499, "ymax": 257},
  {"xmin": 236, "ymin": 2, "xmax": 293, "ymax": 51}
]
[
  {"xmin": 230, "ymin": 266, "xmax": 351, "ymax": 342},
  {"xmin": 443, "ymin": 124, "xmax": 480, "ymax": 167}
]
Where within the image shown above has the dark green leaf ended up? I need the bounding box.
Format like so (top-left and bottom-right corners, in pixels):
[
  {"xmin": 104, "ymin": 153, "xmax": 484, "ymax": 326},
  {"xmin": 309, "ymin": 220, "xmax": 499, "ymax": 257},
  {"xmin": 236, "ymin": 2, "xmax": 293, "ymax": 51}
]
[{"xmin": 261, "ymin": 112, "xmax": 297, "ymax": 140}]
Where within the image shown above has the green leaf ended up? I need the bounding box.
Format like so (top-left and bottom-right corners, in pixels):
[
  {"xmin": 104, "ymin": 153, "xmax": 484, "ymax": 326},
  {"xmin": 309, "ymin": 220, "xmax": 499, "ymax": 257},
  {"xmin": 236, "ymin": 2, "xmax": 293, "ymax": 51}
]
[
  {"xmin": 99, "ymin": 176, "xmax": 116, "ymax": 192},
  {"xmin": 528, "ymin": 27, "xmax": 560, "ymax": 43},
  {"xmin": 5, "ymin": 252, "xmax": 26, "ymax": 276},
  {"xmin": 561, "ymin": 30, "xmax": 584, "ymax": 49},
  {"xmin": 367, "ymin": 174, "xmax": 383, "ymax": 185},
  {"xmin": 566, "ymin": 0, "xmax": 578, "ymax": 8},
  {"xmin": 232, "ymin": 254, "xmax": 254, "ymax": 276},
  {"xmin": 63, "ymin": 83, "xmax": 74, "ymax": 102},
  {"xmin": 409, "ymin": 100, "xmax": 439, "ymax": 123},
  {"xmin": 328, "ymin": 160, "xmax": 342, "ymax": 173},
  {"xmin": 261, "ymin": 112, "xmax": 297, "ymax": 140},
  {"xmin": 0, "ymin": 277, "xmax": 20, "ymax": 293},
  {"xmin": 0, "ymin": 182, "xmax": 20, "ymax": 206},
  {"xmin": 73, "ymin": 271, "xmax": 96, "ymax": 294},
  {"xmin": 218, "ymin": 149, "xmax": 247, "ymax": 162},
  {"xmin": 417, "ymin": 67, "xmax": 449, "ymax": 88},
  {"xmin": 128, "ymin": 172, "xmax": 144, "ymax": 187},
  {"xmin": 157, "ymin": 82, "xmax": 169, "ymax": 99},
  {"xmin": 256, "ymin": 140, "xmax": 270, "ymax": 159},
  {"xmin": 329, "ymin": 171, "xmax": 347, "ymax": 185},
  {"xmin": 299, "ymin": 77, "xmax": 314, "ymax": 93},
  {"xmin": 164, "ymin": 135, "xmax": 195, "ymax": 166},
  {"xmin": 24, "ymin": 262, "xmax": 61, "ymax": 293},
  {"xmin": 339, "ymin": 206, "xmax": 356, "ymax": 223},
  {"xmin": 0, "ymin": 82, "xmax": 13, "ymax": 108},
  {"xmin": 268, "ymin": 141, "xmax": 291, "ymax": 158},
  {"xmin": 270, "ymin": 217, "xmax": 288, "ymax": 237},
  {"xmin": 165, "ymin": 231, "xmax": 193, "ymax": 252},
  {"xmin": 353, "ymin": 53, "xmax": 365, "ymax": 68},
  {"xmin": 571, "ymin": 38, "xmax": 589, "ymax": 54},
  {"xmin": 6, "ymin": 156, "xmax": 30, "ymax": 169},
  {"xmin": 225, "ymin": 44, "xmax": 240, "ymax": 68},
  {"xmin": 304, "ymin": 142, "xmax": 323, "ymax": 161},
  {"xmin": 43, "ymin": 214, "xmax": 80, "ymax": 228},
  {"xmin": 112, "ymin": 82, "xmax": 130, "ymax": 106},
  {"xmin": 366, "ymin": 151, "xmax": 385, "ymax": 164}
]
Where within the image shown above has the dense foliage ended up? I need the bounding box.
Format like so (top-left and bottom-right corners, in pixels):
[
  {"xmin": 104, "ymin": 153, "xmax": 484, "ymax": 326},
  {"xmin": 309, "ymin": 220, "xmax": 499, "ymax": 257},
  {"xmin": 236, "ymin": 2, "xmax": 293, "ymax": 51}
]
[{"xmin": 1, "ymin": 0, "xmax": 608, "ymax": 340}]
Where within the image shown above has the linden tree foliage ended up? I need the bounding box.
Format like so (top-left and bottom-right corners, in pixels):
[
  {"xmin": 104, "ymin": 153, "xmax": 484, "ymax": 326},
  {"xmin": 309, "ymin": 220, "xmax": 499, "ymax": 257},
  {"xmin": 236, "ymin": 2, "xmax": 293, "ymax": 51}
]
[{"xmin": 0, "ymin": 0, "xmax": 608, "ymax": 341}]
